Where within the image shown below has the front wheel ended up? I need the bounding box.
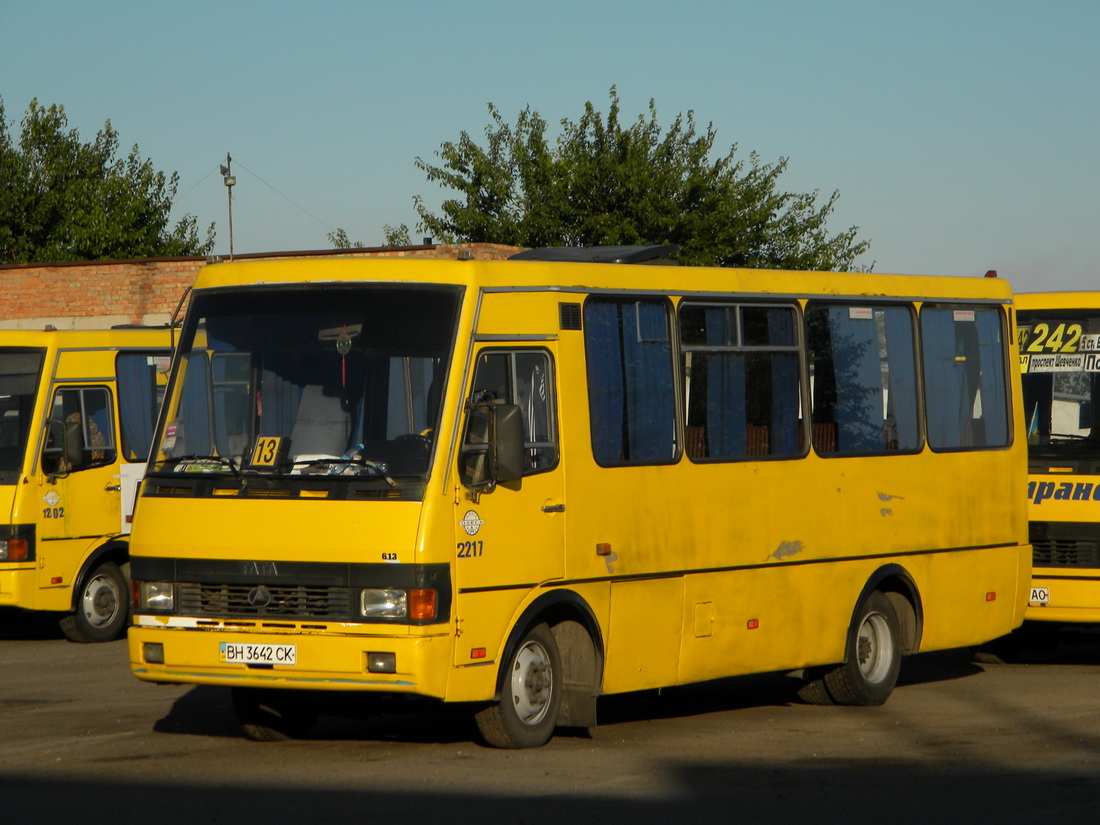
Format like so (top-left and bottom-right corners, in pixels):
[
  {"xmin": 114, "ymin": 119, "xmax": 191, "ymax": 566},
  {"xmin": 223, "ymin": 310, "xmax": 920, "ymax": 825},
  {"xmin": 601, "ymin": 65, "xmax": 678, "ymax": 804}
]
[
  {"xmin": 59, "ymin": 560, "xmax": 128, "ymax": 643},
  {"xmin": 475, "ymin": 623, "xmax": 562, "ymax": 748},
  {"xmin": 822, "ymin": 590, "xmax": 902, "ymax": 706}
]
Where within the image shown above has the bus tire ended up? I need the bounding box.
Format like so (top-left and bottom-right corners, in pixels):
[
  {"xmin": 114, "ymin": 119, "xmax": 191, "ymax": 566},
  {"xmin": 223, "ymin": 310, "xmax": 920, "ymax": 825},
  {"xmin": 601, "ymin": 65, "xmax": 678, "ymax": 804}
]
[
  {"xmin": 475, "ymin": 623, "xmax": 562, "ymax": 748},
  {"xmin": 232, "ymin": 688, "xmax": 318, "ymax": 741},
  {"xmin": 796, "ymin": 668, "xmax": 836, "ymax": 705},
  {"xmin": 822, "ymin": 590, "xmax": 902, "ymax": 706},
  {"xmin": 59, "ymin": 560, "xmax": 128, "ymax": 643}
]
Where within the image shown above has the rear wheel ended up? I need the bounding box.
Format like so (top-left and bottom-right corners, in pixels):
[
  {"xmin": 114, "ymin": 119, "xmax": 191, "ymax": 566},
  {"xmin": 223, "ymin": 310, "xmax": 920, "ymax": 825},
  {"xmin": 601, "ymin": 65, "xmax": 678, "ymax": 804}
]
[
  {"xmin": 823, "ymin": 590, "xmax": 902, "ymax": 706},
  {"xmin": 232, "ymin": 688, "xmax": 318, "ymax": 741},
  {"xmin": 59, "ymin": 560, "xmax": 128, "ymax": 643},
  {"xmin": 475, "ymin": 623, "xmax": 561, "ymax": 748}
]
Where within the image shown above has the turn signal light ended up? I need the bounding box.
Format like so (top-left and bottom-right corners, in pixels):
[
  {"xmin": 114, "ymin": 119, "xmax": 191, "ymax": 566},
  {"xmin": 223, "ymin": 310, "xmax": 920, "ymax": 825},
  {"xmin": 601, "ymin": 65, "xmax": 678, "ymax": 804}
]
[
  {"xmin": 409, "ymin": 589, "xmax": 437, "ymax": 621},
  {"xmin": 0, "ymin": 539, "xmax": 28, "ymax": 561}
]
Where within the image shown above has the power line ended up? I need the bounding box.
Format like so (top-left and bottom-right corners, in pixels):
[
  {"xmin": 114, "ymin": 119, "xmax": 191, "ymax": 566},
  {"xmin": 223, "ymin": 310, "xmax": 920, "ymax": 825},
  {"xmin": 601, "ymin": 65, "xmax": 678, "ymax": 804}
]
[
  {"xmin": 232, "ymin": 158, "xmax": 338, "ymax": 233},
  {"xmin": 177, "ymin": 165, "xmax": 220, "ymax": 200}
]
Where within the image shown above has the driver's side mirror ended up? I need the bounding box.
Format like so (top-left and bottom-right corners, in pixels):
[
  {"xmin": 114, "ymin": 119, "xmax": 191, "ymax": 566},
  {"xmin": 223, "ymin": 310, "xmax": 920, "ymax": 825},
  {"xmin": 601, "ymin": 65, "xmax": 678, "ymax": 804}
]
[
  {"xmin": 42, "ymin": 417, "xmax": 87, "ymax": 476},
  {"xmin": 460, "ymin": 402, "xmax": 524, "ymax": 488}
]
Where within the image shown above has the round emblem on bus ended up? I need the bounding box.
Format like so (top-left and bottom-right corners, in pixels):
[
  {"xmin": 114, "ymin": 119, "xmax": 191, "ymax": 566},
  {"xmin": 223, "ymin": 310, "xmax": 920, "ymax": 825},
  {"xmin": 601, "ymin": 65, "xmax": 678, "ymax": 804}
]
[
  {"xmin": 460, "ymin": 510, "xmax": 484, "ymax": 536},
  {"xmin": 247, "ymin": 586, "xmax": 273, "ymax": 608}
]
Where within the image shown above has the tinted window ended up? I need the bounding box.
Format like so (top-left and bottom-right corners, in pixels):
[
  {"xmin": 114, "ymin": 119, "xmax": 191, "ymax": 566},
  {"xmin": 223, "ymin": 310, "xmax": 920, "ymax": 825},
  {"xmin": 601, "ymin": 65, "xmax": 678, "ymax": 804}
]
[
  {"xmin": 585, "ymin": 298, "xmax": 677, "ymax": 466},
  {"xmin": 806, "ymin": 303, "xmax": 920, "ymax": 455},
  {"xmin": 680, "ymin": 303, "xmax": 802, "ymax": 460},
  {"xmin": 921, "ymin": 305, "xmax": 1010, "ymax": 450}
]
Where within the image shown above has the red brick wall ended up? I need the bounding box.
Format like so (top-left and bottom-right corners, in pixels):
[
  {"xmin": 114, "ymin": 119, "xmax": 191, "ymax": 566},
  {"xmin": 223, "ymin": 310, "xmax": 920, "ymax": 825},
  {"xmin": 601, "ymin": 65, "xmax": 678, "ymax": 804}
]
[{"xmin": 0, "ymin": 244, "xmax": 522, "ymax": 329}]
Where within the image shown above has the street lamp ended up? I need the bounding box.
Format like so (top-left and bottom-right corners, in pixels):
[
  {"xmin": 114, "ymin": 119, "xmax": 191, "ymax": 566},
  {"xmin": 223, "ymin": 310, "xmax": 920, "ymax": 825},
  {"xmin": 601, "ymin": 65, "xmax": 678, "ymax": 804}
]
[{"xmin": 220, "ymin": 153, "xmax": 235, "ymax": 260}]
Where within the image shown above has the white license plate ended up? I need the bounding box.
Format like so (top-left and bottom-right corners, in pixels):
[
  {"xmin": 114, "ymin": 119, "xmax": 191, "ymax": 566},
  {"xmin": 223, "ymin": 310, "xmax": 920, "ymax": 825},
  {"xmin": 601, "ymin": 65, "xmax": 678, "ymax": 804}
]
[
  {"xmin": 219, "ymin": 642, "xmax": 297, "ymax": 665},
  {"xmin": 1029, "ymin": 586, "xmax": 1050, "ymax": 606}
]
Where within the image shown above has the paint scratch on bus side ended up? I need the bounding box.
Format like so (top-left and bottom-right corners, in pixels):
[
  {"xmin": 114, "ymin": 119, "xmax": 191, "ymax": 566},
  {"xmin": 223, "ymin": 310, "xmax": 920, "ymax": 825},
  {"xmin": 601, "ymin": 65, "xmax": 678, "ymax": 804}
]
[{"xmin": 767, "ymin": 540, "xmax": 804, "ymax": 562}]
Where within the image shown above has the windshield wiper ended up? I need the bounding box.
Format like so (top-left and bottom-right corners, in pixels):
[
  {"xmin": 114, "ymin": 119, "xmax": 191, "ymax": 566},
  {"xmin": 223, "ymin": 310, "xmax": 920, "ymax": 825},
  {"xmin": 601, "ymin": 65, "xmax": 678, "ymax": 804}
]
[
  {"xmin": 290, "ymin": 456, "xmax": 397, "ymax": 487},
  {"xmin": 157, "ymin": 454, "xmax": 242, "ymax": 484}
]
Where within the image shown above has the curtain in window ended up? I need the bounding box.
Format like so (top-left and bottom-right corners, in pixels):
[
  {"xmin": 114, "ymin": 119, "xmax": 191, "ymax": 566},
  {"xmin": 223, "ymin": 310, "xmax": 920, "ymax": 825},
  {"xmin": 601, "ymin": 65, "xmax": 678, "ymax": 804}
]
[
  {"xmin": 922, "ymin": 308, "xmax": 967, "ymax": 449},
  {"xmin": 705, "ymin": 307, "xmax": 746, "ymax": 457},
  {"xmin": 178, "ymin": 354, "xmax": 212, "ymax": 455},
  {"xmin": 586, "ymin": 299, "xmax": 676, "ymax": 464},
  {"xmin": 767, "ymin": 309, "xmax": 800, "ymax": 454},
  {"xmin": 116, "ymin": 353, "xmax": 157, "ymax": 460},
  {"xmin": 976, "ymin": 308, "xmax": 1009, "ymax": 445},
  {"xmin": 882, "ymin": 307, "xmax": 919, "ymax": 450}
]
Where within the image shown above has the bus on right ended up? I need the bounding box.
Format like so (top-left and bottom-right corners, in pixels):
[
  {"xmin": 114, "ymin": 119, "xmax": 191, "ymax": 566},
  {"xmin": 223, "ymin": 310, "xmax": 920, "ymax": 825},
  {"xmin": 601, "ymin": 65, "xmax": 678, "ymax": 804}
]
[{"xmin": 1017, "ymin": 292, "xmax": 1100, "ymax": 626}]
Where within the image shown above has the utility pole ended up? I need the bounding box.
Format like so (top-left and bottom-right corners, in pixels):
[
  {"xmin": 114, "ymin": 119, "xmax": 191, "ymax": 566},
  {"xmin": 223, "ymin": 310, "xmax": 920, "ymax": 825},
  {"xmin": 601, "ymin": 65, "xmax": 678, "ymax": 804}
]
[{"xmin": 220, "ymin": 153, "xmax": 236, "ymax": 260}]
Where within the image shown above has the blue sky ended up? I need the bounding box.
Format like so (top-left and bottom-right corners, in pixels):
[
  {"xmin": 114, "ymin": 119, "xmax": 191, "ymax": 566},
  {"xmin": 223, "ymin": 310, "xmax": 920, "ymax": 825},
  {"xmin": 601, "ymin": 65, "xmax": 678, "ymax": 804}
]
[{"xmin": 2, "ymin": 0, "xmax": 1097, "ymax": 290}]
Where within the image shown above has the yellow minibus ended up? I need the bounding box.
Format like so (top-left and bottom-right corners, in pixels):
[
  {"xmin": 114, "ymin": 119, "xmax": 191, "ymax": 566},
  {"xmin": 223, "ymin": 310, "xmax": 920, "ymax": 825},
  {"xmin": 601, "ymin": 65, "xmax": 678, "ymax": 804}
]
[
  {"xmin": 1016, "ymin": 292, "xmax": 1100, "ymax": 626},
  {"xmin": 128, "ymin": 248, "xmax": 1029, "ymax": 746},
  {"xmin": 1, "ymin": 327, "xmax": 172, "ymax": 641}
]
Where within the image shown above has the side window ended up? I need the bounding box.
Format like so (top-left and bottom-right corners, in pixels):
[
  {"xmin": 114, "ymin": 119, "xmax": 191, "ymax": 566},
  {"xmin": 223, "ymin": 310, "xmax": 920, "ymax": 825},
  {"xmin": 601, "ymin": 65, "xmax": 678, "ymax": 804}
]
[
  {"xmin": 921, "ymin": 305, "xmax": 1010, "ymax": 450},
  {"xmin": 585, "ymin": 297, "xmax": 677, "ymax": 466},
  {"xmin": 116, "ymin": 351, "xmax": 171, "ymax": 461},
  {"xmin": 680, "ymin": 302, "xmax": 802, "ymax": 460},
  {"xmin": 467, "ymin": 349, "xmax": 557, "ymax": 475},
  {"xmin": 806, "ymin": 303, "xmax": 921, "ymax": 455},
  {"xmin": 42, "ymin": 387, "xmax": 116, "ymax": 473}
]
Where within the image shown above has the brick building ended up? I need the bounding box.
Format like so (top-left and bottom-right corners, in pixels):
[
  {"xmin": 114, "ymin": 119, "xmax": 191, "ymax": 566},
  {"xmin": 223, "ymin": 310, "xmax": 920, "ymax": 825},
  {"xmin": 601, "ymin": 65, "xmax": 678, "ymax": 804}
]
[{"xmin": 0, "ymin": 243, "xmax": 522, "ymax": 330}]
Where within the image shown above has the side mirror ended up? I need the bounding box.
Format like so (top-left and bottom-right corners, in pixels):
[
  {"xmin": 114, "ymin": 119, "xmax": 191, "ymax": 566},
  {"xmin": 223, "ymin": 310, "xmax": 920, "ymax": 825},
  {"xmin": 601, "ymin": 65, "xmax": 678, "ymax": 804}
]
[
  {"xmin": 64, "ymin": 417, "xmax": 87, "ymax": 471},
  {"xmin": 42, "ymin": 417, "xmax": 86, "ymax": 475},
  {"xmin": 460, "ymin": 402, "xmax": 524, "ymax": 488}
]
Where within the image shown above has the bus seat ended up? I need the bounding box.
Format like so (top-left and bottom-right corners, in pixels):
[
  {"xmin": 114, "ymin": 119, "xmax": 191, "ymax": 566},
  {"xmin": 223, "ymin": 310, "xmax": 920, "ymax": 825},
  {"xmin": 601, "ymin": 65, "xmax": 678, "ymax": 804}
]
[
  {"xmin": 746, "ymin": 424, "xmax": 770, "ymax": 456},
  {"xmin": 290, "ymin": 385, "xmax": 351, "ymax": 456}
]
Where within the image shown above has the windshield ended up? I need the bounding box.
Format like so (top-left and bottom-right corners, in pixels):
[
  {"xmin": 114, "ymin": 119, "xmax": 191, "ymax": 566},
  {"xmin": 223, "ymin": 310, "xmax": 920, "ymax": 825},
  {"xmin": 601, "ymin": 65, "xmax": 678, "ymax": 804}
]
[
  {"xmin": 0, "ymin": 348, "xmax": 45, "ymax": 482},
  {"xmin": 150, "ymin": 284, "xmax": 462, "ymax": 489},
  {"xmin": 1019, "ymin": 309, "xmax": 1100, "ymax": 466}
]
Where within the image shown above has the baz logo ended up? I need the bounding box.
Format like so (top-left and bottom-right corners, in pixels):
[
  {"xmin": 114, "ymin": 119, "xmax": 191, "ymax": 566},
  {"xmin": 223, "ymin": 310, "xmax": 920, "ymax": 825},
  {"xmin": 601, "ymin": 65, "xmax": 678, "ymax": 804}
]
[
  {"xmin": 42, "ymin": 490, "xmax": 64, "ymax": 519},
  {"xmin": 460, "ymin": 510, "xmax": 483, "ymax": 536}
]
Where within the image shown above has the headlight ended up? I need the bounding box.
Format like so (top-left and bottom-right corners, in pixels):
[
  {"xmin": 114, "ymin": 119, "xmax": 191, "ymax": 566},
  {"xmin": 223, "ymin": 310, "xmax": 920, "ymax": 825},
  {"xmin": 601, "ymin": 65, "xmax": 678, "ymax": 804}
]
[
  {"xmin": 360, "ymin": 588, "xmax": 408, "ymax": 618},
  {"xmin": 140, "ymin": 581, "xmax": 175, "ymax": 611}
]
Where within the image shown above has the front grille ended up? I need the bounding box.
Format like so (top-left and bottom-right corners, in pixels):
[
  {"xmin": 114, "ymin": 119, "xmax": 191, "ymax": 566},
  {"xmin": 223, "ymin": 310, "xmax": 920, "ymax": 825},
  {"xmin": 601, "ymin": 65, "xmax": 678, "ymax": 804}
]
[
  {"xmin": 1033, "ymin": 539, "xmax": 1100, "ymax": 569},
  {"xmin": 177, "ymin": 582, "xmax": 353, "ymax": 619}
]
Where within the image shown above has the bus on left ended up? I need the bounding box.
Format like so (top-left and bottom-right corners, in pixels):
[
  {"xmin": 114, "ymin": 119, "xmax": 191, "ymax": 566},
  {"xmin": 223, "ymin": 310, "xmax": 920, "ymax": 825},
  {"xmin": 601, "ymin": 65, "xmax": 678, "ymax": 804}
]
[{"xmin": 0, "ymin": 327, "xmax": 172, "ymax": 641}]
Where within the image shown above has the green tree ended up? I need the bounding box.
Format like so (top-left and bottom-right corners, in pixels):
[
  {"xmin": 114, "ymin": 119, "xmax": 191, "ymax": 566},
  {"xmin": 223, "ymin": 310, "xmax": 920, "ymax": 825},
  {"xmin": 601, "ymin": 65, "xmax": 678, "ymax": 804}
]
[
  {"xmin": 0, "ymin": 97, "xmax": 215, "ymax": 264},
  {"xmin": 405, "ymin": 88, "xmax": 870, "ymax": 271}
]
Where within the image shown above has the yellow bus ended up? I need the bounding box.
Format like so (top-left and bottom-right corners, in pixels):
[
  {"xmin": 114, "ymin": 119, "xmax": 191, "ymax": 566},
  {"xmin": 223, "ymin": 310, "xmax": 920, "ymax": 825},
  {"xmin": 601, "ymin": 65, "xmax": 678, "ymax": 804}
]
[
  {"xmin": 128, "ymin": 248, "xmax": 1029, "ymax": 747},
  {"xmin": 1, "ymin": 327, "xmax": 172, "ymax": 641},
  {"xmin": 1016, "ymin": 291, "xmax": 1100, "ymax": 626}
]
